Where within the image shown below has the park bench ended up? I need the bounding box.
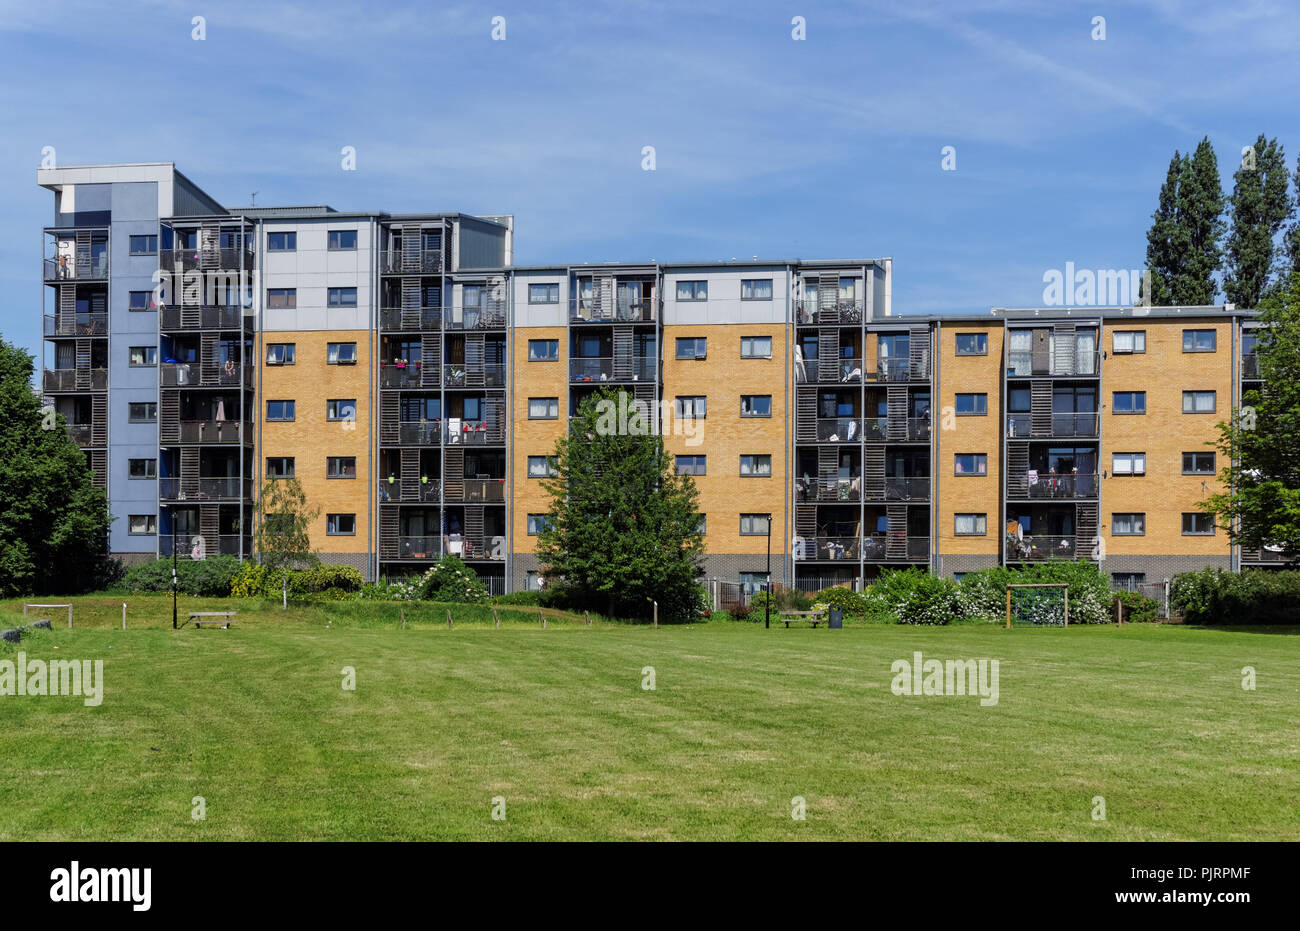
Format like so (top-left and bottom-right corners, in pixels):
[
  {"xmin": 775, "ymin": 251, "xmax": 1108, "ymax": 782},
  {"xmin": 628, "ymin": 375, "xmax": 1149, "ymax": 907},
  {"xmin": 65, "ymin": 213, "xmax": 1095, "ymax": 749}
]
[
  {"xmin": 189, "ymin": 611, "xmax": 238, "ymax": 629},
  {"xmin": 777, "ymin": 609, "xmax": 828, "ymax": 629}
]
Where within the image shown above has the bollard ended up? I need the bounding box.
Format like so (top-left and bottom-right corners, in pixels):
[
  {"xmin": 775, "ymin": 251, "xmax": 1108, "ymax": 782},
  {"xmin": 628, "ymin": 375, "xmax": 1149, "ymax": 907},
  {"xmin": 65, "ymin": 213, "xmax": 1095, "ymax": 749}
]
[
  {"xmin": 492, "ymin": 607, "xmax": 500, "ymax": 629},
  {"xmin": 539, "ymin": 610, "xmax": 546, "ymax": 630},
  {"xmin": 401, "ymin": 608, "xmax": 406, "ymax": 630},
  {"xmin": 447, "ymin": 609, "xmax": 453, "ymax": 629},
  {"xmin": 653, "ymin": 601, "xmax": 658, "ymax": 630},
  {"xmin": 122, "ymin": 603, "xmax": 127, "ymax": 630},
  {"xmin": 584, "ymin": 611, "xmax": 591, "ymax": 627}
]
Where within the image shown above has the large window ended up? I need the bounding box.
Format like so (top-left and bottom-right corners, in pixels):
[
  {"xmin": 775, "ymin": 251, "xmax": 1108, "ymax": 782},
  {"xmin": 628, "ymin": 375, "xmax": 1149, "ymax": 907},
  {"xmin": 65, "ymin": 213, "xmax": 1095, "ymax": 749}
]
[
  {"xmin": 326, "ymin": 513, "xmax": 356, "ymax": 535},
  {"xmin": 267, "ymin": 232, "xmax": 296, "ymax": 252},
  {"xmin": 954, "ymin": 513, "xmax": 987, "ymax": 536},
  {"xmin": 528, "ymin": 339, "xmax": 558, "ymax": 361},
  {"xmin": 1112, "ymin": 513, "xmax": 1146, "ymax": 536},
  {"xmin": 676, "ymin": 337, "xmax": 707, "ymax": 360},
  {"xmin": 328, "ymin": 230, "xmax": 357, "ymax": 250},
  {"xmin": 1182, "ymin": 513, "xmax": 1216, "ymax": 535},
  {"xmin": 676, "ymin": 280, "xmax": 708, "ymax": 301},
  {"xmin": 128, "ymin": 515, "xmax": 157, "ymax": 535},
  {"xmin": 527, "ymin": 456, "xmax": 557, "ymax": 478},
  {"xmin": 1182, "ymin": 390, "xmax": 1216, "ymax": 413},
  {"xmin": 129, "ymin": 346, "xmax": 157, "ymax": 367},
  {"xmin": 326, "ymin": 456, "xmax": 356, "ymax": 479},
  {"xmin": 955, "ymin": 393, "xmax": 987, "ymax": 415},
  {"xmin": 741, "ymin": 279, "xmax": 773, "ymax": 300},
  {"xmin": 128, "ymin": 458, "xmax": 156, "ymax": 479},
  {"xmin": 740, "ymin": 394, "xmax": 772, "ymax": 417},
  {"xmin": 1182, "ymin": 452, "xmax": 1216, "ymax": 474},
  {"xmin": 1112, "ymin": 391, "xmax": 1146, "ymax": 414},
  {"xmin": 129, "ymin": 291, "xmax": 152, "ymax": 311},
  {"xmin": 327, "ymin": 287, "xmax": 358, "ymax": 307},
  {"xmin": 528, "ymin": 398, "xmax": 559, "ymax": 420},
  {"xmin": 129, "ymin": 235, "xmax": 158, "ymax": 256},
  {"xmin": 527, "ymin": 514, "xmax": 552, "ymax": 536},
  {"xmin": 266, "ymin": 457, "xmax": 295, "ymax": 478},
  {"xmin": 741, "ymin": 336, "xmax": 772, "ymax": 359},
  {"xmin": 326, "ymin": 399, "xmax": 356, "ymax": 422},
  {"xmin": 128, "ymin": 402, "xmax": 157, "ymax": 422},
  {"xmin": 739, "ymin": 454, "xmax": 772, "ymax": 477},
  {"xmin": 266, "ymin": 343, "xmax": 296, "ymax": 365},
  {"xmin": 676, "ymin": 455, "xmax": 706, "ymax": 476},
  {"xmin": 328, "ymin": 342, "xmax": 358, "ymax": 364},
  {"xmin": 1112, "ymin": 452, "xmax": 1146, "ymax": 476},
  {"xmin": 675, "ymin": 396, "xmax": 707, "ymax": 419},
  {"xmin": 266, "ymin": 400, "xmax": 295, "ymax": 421},
  {"xmin": 267, "ymin": 288, "xmax": 297, "ymax": 309},
  {"xmin": 1182, "ymin": 329, "xmax": 1217, "ymax": 352},
  {"xmin": 1112, "ymin": 330, "xmax": 1146, "ymax": 354},
  {"xmin": 528, "ymin": 283, "xmax": 560, "ymax": 304},
  {"xmin": 740, "ymin": 514, "xmax": 771, "ymax": 536},
  {"xmin": 954, "ymin": 453, "xmax": 987, "ymax": 475},
  {"xmin": 954, "ymin": 332, "xmax": 987, "ymax": 355}
]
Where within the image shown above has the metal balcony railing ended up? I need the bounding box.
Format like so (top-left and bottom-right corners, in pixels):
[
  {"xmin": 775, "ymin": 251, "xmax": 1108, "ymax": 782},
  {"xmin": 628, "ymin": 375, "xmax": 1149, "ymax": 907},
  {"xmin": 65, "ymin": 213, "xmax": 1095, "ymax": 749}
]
[
  {"xmin": 44, "ymin": 313, "xmax": 107, "ymax": 337},
  {"xmin": 160, "ymin": 363, "xmax": 251, "ymax": 388},
  {"xmin": 442, "ymin": 363, "xmax": 506, "ymax": 388},
  {"xmin": 568, "ymin": 299, "xmax": 658, "ymax": 324},
  {"xmin": 877, "ymin": 358, "xmax": 929, "ymax": 382},
  {"xmin": 395, "ymin": 421, "xmax": 442, "ymax": 446},
  {"xmin": 379, "ymin": 306, "xmax": 442, "ymax": 331},
  {"xmin": 442, "ymin": 306, "xmax": 507, "ymax": 330},
  {"xmin": 378, "ymin": 480, "xmax": 441, "ymax": 503},
  {"xmin": 176, "ymin": 420, "xmax": 246, "ymax": 444},
  {"xmin": 380, "ymin": 363, "xmax": 425, "ymax": 388},
  {"xmin": 158, "ymin": 248, "xmax": 255, "ymax": 273},
  {"xmin": 796, "ymin": 477, "xmax": 862, "ymax": 503},
  {"xmin": 1006, "ymin": 413, "xmax": 1099, "ymax": 437},
  {"xmin": 881, "ymin": 477, "xmax": 931, "ymax": 501},
  {"xmin": 859, "ymin": 535, "xmax": 931, "ymax": 560},
  {"xmin": 1242, "ymin": 353, "xmax": 1261, "ymax": 379},
  {"xmin": 394, "ymin": 536, "xmax": 443, "ymax": 559},
  {"xmin": 379, "ymin": 249, "xmax": 443, "ymax": 275},
  {"xmin": 1005, "ymin": 534, "xmax": 1078, "ymax": 560},
  {"xmin": 795, "ymin": 300, "xmax": 865, "ymax": 325},
  {"xmin": 42, "ymin": 368, "xmax": 107, "ymax": 391},
  {"xmin": 1007, "ymin": 351, "xmax": 1101, "ymax": 378},
  {"xmin": 446, "ymin": 535, "xmax": 506, "ymax": 560},
  {"xmin": 159, "ymin": 477, "xmax": 252, "ymax": 501},
  {"xmin": 1008, "ymin": 472, "xmax": 1099, "ymax": 499},
  {"xmin": 800, "ymin": 536, "xmax": 861, "ymax": 561},
  {"xmin": 159, "ymin": 306, "xmax": 249, "ymax": 331},
  {"xmin": 65, "ymin": 424, "xmax": 94, "ymax": 447},
  {"xmin": 448, "ymin": 478, "xmax": 506, "ymax": 503},
  {"xmin": 816, "ymin": 417, "xmax": 862, "ymax": 442},
  {"xmin": 44, "ymin": 254, "xmax": 108, "ymax": 281},
  {"xmin": 159, "ymin": 534, "xmax": 249, "ymax": 557}
]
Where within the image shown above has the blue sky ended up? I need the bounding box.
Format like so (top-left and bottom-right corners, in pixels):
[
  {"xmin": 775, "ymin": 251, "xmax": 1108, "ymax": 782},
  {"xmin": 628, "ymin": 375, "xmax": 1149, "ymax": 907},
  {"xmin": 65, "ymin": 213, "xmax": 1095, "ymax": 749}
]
[{"xmin": 2, "ymin": 0, "xmax": 1297, "ymax": 360}]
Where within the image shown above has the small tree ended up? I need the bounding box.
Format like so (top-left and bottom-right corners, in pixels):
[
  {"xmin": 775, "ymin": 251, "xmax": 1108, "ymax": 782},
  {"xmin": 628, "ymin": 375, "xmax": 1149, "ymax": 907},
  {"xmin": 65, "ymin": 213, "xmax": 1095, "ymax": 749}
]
[
  {"xmin": 537, "ymin": 387, "xmax": 704, "ymax": 621},
  {"xmin": 253, "ymin": 477, "xmax": 320, "ymax": 608},
  {"xmin": 1202, "ymin": 274, "xmax": 1300, "ymax": 559}
]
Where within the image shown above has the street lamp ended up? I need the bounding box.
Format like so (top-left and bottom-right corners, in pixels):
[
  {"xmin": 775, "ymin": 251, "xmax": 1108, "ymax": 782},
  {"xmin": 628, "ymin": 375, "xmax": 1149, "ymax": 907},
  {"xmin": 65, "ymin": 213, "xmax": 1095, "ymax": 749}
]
[
  {"xmin": 171, "ymin": 519, "xmax": 178, "ymax": 630},
  {"xmin": 765, "ymin": 512, "xmax": 772, "ymax": 629}
]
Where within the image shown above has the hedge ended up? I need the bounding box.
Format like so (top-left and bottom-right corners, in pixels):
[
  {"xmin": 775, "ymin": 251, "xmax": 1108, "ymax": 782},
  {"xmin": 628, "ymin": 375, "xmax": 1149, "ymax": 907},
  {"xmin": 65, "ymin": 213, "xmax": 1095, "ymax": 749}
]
[
  {"xmin": 1171, "ymin": 568, "xmax": 1300, "ymax": 625},
  {"xmin": 123, "ymin": 556, "xmax": 242, "ymax": 597}
]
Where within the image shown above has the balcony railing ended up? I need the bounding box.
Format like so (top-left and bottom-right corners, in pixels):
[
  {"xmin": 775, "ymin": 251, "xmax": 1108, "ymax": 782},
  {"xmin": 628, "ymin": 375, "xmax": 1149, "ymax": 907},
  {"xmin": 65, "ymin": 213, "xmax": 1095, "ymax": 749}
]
[
  {"xmin": 442, "ymin": 307, "xmax": 507, "ymax": 330},
  {"xmin": 795, "ymin": 535, "xmax": 930, "ymax": 562},
  {"xmin": 1008, "ymin": 472, "xmax": 1099, "ymax": 499},
  {"xmin": 44, "ymin": 254, "xmax": 108, "ymax": 281},
  {"xmin": 1007, "ymin": 351, "xmax": 1101, "ymax": 378},
  {"xmin": 380, "ymin": 306, "xmax": 442, "ymax": 331},
  {"xmin": 42, "ymin": 368, "xmax": 107, "ymax": 391},
  {"xmin": 379, "ymin": 480, "xmax": 441, "ymax": 503},
  {"xmin": 158, "ymin": 248, "xmax": 255, "ymax": 272},
  {"xmin": 568, "ymin": 299, "xmax": 658, "ymax": 324},
  {"xmin": 176, "ymin": 420, "xmax": 246, "ymax": 444},
  {"xmin": 159, "ymin": 306, "xmax": 249, "ymax": 331},
  {"xmin": 880, "ymin": 477, "xmax": 931, "ymax": 501},
  {"xmin": 160, "ymin": 363, "xmax": 251, "ymax": 388},
  {"xmin": 1242, "ymin": 353, "xmax": 1261, "ymax": 379},
  {"xmin": 804, "ymin": 415, "xmax": 929, "ymax": 442},
  {"xmin": 394, "ymin": 536, "xmax": 443, "ymax": 560},
  {"xmin": 877, "ymin": 358, "xmax": 930, "ymax": 382},
  {"xmin": 159, "ymin": 534, "xmax": 249, "ymax": 557},
  {"xmin": 569, "ymin": 356, "xmax": 655, "ymax": 383},
  {"xmin": 446, "ymin": 535, "xmax": 505, "ymax": 560},
  {"xmin": 393, "ymin": 421, "xmax": 503, "ymax": 446},
  {"xmin": 379, "ymin": 249, "xmax": 443, "ymax": 275},
  {"xmin": 65, "ymin": 424, "xmax": 94, "ymax": 447},
  {"xmin": 795, "ymin": 300, "xmax": 865, "ymax": 325},
  {"xmin": 1006, "ymin": 413, "xmax": 1099, "ymax": 438},
  {"xmin": 447, "ymin": 478, "xmax": 506, "ymax": 503},
  {"xmin": 796, "ymin": 477, "xmax": 861, "ymax": 503},
  {"xmin": 380, "ymin": 363, "xmax": 426, "ymax": 388},
  {"xmin": 443, "ymin": 364, "xmax": 507, "ymax": 388},
  {"xmin": 1006, "ymin": 534, "xmax": 1079, "ymax": 561},
  {"xmin": 159, "ymin": 477, "xmax": 253, "ymax": 501},
  {"xmin": 445, "ymin": 421, "xmax": 501, "ymax": 445},
  {"xmin": 815, "ymin": 418, "xmax": 861, "ymax": 442},
  {"xmin": 44, "ymin": 313, "xmax": 107, "ymax": 337}
]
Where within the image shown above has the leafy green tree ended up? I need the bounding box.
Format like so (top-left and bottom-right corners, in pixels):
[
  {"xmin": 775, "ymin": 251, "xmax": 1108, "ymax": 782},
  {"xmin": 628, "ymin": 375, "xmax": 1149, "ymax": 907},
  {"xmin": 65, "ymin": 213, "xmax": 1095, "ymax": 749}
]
[
  {"xmin": 1225, "ymin": 135, "xmax": 1291, "ymax": 308},
  {"xmin": 537, "ymin": 387, "xmax": 704, "ymax": 621},
  {"xmin": 1144, "ymin": 151, "xmax": 1188, "ymax": 306},
  {"xmin": 0, "ymin": 338, "xmax": 112, "ymax": 595},
  {"xmin": 1201, "ymin": 275, "xmax": 1300, "ymax": 559},
  {"xmin": 1285, "ymin": 152, "xmax": 1300, "ymax": 283},
  {"xmin": 252, "ymin": 477, "xmax": 320, "ymax": 608},
  {"xmin": 1144, "ymin": 138, "xmax": 1225, "ymax": 306}
]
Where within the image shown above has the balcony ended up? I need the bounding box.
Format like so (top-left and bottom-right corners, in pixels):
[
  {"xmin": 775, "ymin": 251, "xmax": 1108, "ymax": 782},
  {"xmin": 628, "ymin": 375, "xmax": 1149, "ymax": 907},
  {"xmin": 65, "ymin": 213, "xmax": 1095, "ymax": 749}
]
[
  {"xmin": 42, "ymin": 368, "xmax": 107, "ymax": 392},
  {"xmin": 159, "ymin": 477, "xmax": 253, "ymax": 501},
  {"xmin": 392, "ymin": 420, "xmax": 502, "ymax": 446},
  {"xmin": 444, "ymin": 364, "xmax": 507, "ymax": 388},
  {"xmin": 1006, "ymin": 534, "xmax": 1079, "ymax": 561},
  {"xmin": 795, "ymin": 300, "xmax": 864, "ymax": 326},
  {"xmin": 445, "ymin": 420, "xmax": 501, "ymax": 445},
  {"xmin": 392, "ymin": 537, "xmax": 443, "ymax": 560},
  {"xmin": 446, "ymin": 535, "xmax": 505, "ymax": 560},
  {"xmin": 160, "ymin": 534, "xmax": 249, "ymax": 557},
  {"xmin": 160, "ymin": 363, "xmax": 251, "ymax": 389},
  {"xmin": 158, "ymin": 248, "xmax": 254, "ymax": 273},
  {"xmin": 66, "ymin": 424, "xmax": 95, "ymax": 447},
  {"xmin": 1006, "ymin": 413, "xmax": 1099, "ymax": 438},
  {"xmin": 44, "ymin": 254, "xmax": 108, "ymax": 281},
  {"xmin": 379, "ymin": 249, "xmax": 442, "ymax": 275},
  {"xmin": 876, "ymin": 358, "xmax": 929, "ymax": 382},
  {"xmin": 880, "ymin": 477, "xmax": 931, "ymax": 501},
  {"xmin": 380, "ymin": 306, "xmax": 441, "ymax": 331},
  {"xmin": 1242, "ymin": 353, "xmax": 1261, "ymax": 380},
  {"xmin": 159, "ymin": 306, "xmax": 250, "ymax": 331},
  {"xmin": 800, "ymin": 358, "xmax": 865, "ymax": 384},
  {"xmin": 1007, "ymin": 351, "xmax": 1100, "ymax": 378},
  {"xmin": 442, "ymin": 307, "xmax": 507, "ymax": 330},
  {"xmin": 568, "ymin": 299, "xmax": 657, "ymax": 324},
  {"xmin": 395, "ymin": 421, "xmax": 443, "ymax": 446},
  {"xmin": 796, "ymin": 477, "xmax": 861, "ymax": 503},
  {"xmin": 175, "ymin": 420, "xmax": 247, "ymax": 444},
  {"xmin": 814, "ymin": 417, "xmax": 863, "ymax": 442},
  {"xmin": 44, "ymin": 313, "xmax": 107, "ymax": 338},
  {"xmin": 862, "ymin": 535, "xmax": 930, "ymax": 560},
  {"xmin": 569, "ymin": 356, "xmax": 655, "ymax": 383},
  {"xmin": 379, "ymin": 480, "xmax": 441, "ymax": 504},
  {"xmin": 380, "ymin": 363, "xmax": 426, "ymax": 389},
  {"xmin": 1007, "ymin": 472, "xmax": 1099, "ymax": 499},
  {"xmin": 447, "ymin": 479, "xmax": 506, "ymax": 503}
]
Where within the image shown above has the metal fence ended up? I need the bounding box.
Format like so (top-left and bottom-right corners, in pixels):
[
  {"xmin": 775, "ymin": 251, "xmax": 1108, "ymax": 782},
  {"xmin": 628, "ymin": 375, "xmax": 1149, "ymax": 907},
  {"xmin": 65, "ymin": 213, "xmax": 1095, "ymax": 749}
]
[{"xmin": 1111, "ymin": 577, "xmax": 1170, "ymax": 618}]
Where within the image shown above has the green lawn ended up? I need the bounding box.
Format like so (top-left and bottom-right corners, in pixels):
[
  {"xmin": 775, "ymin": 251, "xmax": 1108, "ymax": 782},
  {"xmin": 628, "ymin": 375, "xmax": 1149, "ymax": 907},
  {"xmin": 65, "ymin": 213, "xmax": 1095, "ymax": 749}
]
[{"xmin": 1, "ymin": 596, "xmax": 1296, "ymax": 840}]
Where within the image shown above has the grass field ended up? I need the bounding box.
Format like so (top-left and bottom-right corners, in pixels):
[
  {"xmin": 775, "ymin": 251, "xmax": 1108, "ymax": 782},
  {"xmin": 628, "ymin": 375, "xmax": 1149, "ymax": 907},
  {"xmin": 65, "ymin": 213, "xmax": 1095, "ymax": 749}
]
[{"xmin": 1, "ymin": 595, "xmax": 1296, "ymax": 840}]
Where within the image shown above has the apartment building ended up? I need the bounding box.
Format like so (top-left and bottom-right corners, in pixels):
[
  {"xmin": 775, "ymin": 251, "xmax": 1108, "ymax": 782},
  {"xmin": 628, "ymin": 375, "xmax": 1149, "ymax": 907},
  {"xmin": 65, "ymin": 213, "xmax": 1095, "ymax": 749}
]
[{"xmin": 38, "ymin": 163, "xmax": 1281, "ymax": 596}]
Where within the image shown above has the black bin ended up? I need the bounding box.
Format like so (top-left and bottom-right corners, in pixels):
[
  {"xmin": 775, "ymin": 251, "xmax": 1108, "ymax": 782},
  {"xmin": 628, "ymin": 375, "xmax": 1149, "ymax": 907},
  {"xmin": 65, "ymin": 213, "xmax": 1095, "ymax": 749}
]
[{"xmin": 828, "ymin": 607, "xmax": 843, "ymax": 629}]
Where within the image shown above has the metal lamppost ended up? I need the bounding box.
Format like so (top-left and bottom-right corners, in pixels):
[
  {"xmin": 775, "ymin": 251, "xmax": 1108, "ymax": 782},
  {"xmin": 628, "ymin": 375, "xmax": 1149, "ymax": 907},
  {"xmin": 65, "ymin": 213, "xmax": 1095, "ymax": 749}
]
[
  {"xmin": 171, "ymin": 520, "xmax": 178, "ymax": 630},
  {"xmin": 765, "ymin": 513, "xmax": 772, "ymax": 629}
]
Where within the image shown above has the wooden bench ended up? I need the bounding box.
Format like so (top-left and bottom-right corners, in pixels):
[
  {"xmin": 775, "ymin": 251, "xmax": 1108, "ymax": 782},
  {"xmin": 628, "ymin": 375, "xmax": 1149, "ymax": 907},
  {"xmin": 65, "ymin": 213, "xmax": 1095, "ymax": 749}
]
[
  {"xmin": 777, "ymin": 610, "xmax": 828, "ymax": 629},
  {"xmin": 189, "ymin": 611, "xmax": 238, "ymax": 629}
]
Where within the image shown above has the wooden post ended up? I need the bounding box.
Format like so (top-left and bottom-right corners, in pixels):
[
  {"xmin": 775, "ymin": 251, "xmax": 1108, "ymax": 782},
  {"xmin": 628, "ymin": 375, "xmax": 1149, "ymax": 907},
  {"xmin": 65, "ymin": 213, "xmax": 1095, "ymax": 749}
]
[
  {"xmin": 493, "ymin": 607, "xmax": 500, "ymax": 629},
  {"xmin": 446, "ymin": 609, "xmax": 453, "ymax": 629},
  {"xmin": 1005, "ymin": 588, "xmax": 1011, "ymax": 629},
  {"xmin": 540, "ymin": 610, "xmax": 546, "ymax": 630},
  {"xmin": 67, "ymin": 605, "xmax": 72, "ymax": 629},
  {"xmin": 653, "ymin": 601, "xmax": 658, "ymax": 630},
  {"xmin": 1064, "ymin": 587, "xmax": 1069, "ymax": 626},
  {"xmin": 584, "ymin": 611, "xmax": 591, "ymax": 627},
  {"xmin": 122, "ymin": 603, "xmax": 126, "ymax": 630},
  {"xmin": 1117, "ymin": 598, "xmax": 1123, "ymax": 626},
  {"xmin": 401, "ymin": 608, "xmax": 406, "ymax": 630}
]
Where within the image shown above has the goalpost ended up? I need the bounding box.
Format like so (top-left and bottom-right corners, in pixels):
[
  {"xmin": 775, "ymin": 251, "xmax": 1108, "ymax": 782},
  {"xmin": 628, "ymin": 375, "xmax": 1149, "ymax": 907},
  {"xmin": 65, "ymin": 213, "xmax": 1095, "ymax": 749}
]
[{"xmin": 1005, "ymin": 583, "xmax": 1069, "ymax": 628}]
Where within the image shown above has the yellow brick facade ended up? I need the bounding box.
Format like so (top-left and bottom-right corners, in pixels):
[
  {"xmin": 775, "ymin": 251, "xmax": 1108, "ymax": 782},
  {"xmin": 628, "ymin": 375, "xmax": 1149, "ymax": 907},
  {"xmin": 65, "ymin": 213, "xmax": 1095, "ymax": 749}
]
[{"xmin": 510, "ymin": 327, "xmax": 568, "ymax": 552}]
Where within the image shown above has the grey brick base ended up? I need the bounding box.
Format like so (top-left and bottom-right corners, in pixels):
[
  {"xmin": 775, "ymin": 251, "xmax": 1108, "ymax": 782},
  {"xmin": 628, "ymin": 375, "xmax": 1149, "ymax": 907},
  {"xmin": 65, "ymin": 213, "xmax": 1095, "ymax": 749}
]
[
  {"xmin": 1100, "ymin": 554, "xmax": 1230, "ymax": 581},
  {"xmin": 934, "ymin": 554, "xmax": 1001, "ymax": 578},
  {"xmin": 320, "ymin": 552, "xmax": 374, "ymax": 581}
]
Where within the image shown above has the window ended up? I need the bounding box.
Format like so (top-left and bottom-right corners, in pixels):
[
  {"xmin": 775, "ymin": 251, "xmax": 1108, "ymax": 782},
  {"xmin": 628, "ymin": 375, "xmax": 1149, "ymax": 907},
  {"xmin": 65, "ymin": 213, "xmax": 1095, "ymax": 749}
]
[
  {"xmin": 326, "ymin": 513, "xmax": 356, "ymax": 536},
  {"xmin": 528, "ymin": 283, "xmax": 559, "ymax": 304},
  {"xmin": 327, "ymin": 342, "xmax": 358, "ymax": 365},
  {"xmin": 528, "ymin": 339, "xmax": 559, "ymax": 361},
  {"xmin": 741, "ymin": 336, "xmax": 772, "ymax": 359},
  {"xmin": 676, "ymin": 337, "xmax": 707, "ymax": 360},
  {"xmin": 128, "ymin": 515, "xmax": 157, "ymax": 535},
  {"xmin": 955, "ymin": 332, "xmax": 987, "ymax": 355},
  {"xmin": 741, "ymin": 279, "xmax": 773, "ymax": 301},
  {"xmin": 266, "ymin": 400, "xmax": 295, "ymax": 421},
  {"xmin": 1112, "ymin": 391, "xmax": 1146, "ymax": 414},
  {"xmin": 328, "ymin": 287, "xmax": 358, "ymax": 308},
  {"xmin": 527, "ymin": 456, "xmax": 557, "ymax": 478},
  {"xmin": 1112, "ymin": 452, "xmax": 1146, "ymax": 476},
  {"xmin": 328, "ymin": 230, "xmax": 357, "ymax": 250},
  {"xmin": 528, "ymin": 398, "xmax": 559, "ymax": 420},
  {"xmin": 267, "ymin": 288, "xmax": 297, "ymax": 309},
  {"xmin": 266, "ymin": 343, "xmax": 296, "ymax": 365},
  {"xmin": 266, "ymin": 457, "xmax": 295, "ymax": 478},
  {"xmin": 740, "ymin": 514, "xmax": 771, "ymax": 536},
  {"xmin": 954, "ymin": 453, "xmax": 987, "ymax": 475},
  {"xmin": 1112, "ymin": 513, "xmax": 1146, "ymax": 536},
  {"xmin": 739, "ymin": 454, "xmax": 772, "ymax": 477},
  {"xmin": 676, "ymin": 455, "xmax": 707, "ymax": 476},
  {"xmin": 527, "ymin": 514, "xmax": 552, "ymax": 535},
  {"xmin": 128, "ymin": 234, "xmax": 158, "ymax": 256},
  {"xmin": 1183, "ymin": 452, "xmax": 1216, "ymax": 475},
  {"xmin": 128, "ymin": 290, "xmax": 152, "ymax": 311},
  {"xmin": 1182, "ymin": 513, "xmax": 1216, "ymax": 535},
  {"xmin": 524, "ymin": 571, "xmax": 541, "ymax": 592},
  {"xmin": 954, "ymin": 513, "xmax": 987, "ymax": 536},
  {"xmin": 676, "ymin": 280, "xmax": 708, "ymax": 301},
  {"xmin": 129, "ymin": 346, "xmax": 157, "ymax": 367},
  {"xmin": 954, "ymin": 393, "xmax": 987, "ymax": 416},
  {"xmin": 1112, "ymin": 330, "xmax": 1146, "ymax": 354},
  {"xmin": 128, "ymin": 402, "xmax": 157, "ymax": 422},
  {"xmin": 327, "ymin": 399, "xmax": 357, "ymax": 422},
  {"xmin": 675, "ymin": 396, "xmax": 706, "ymax": 419},
  {"xmin": 697, "ymin": 516, "xmax": 707, "ymax": 536},
  {"xmin": 267, "ymin": 232, "xmax": 296, "ymax": 252},
  {"xmin": 1112, "ymin": 572, "xmax": 1146, "ymax": 590},
  {"xmin": 128, "ymin": 458, "xmax": 156, "ymax": 479},
  {"xmin": 326, "ymin": 456, "xmax": 356, "ymax": 479},
  {"xmin": 741, "ymin": 394, "xmax": 772, "ymax": 417},
  {"xmin": 1182, "ymin": 329, "xmax": 1217, "ymax": 353},
  {"xmin": 1182, "ymin": 390, "xmax": 1216, "ymax": 414}
]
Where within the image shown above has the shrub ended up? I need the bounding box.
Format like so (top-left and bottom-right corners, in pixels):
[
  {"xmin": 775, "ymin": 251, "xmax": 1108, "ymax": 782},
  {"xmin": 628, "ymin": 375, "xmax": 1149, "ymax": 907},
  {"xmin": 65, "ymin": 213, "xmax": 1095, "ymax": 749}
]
[
  {"xmin": 1113, "ymin": 589, "xmax": 1159, "ymax": 623},
  {"xmin": 493, "ymin": 590, "xmax": 541, "ymax": 606},
  {"xmin": 1171, "ymin": 568, "xmax": 1300, "ymax": 625},
  {"xmin": 413, "ymin": 556, "xmax": 491, "ymax": 603},
  {"xmin": 865, "ymin": 567, "xmax": 963, "ymax": 625},
  {"xmin": 124, "ymin": 556, "xmax": 242, "ymax": 597},
  {"xmin": 816, "ymin": 585, "xmax": 868, "ymax": 617},
  {"xmin": 229, "ymin": 562, "xmax": 364, "ymax": 600}
]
